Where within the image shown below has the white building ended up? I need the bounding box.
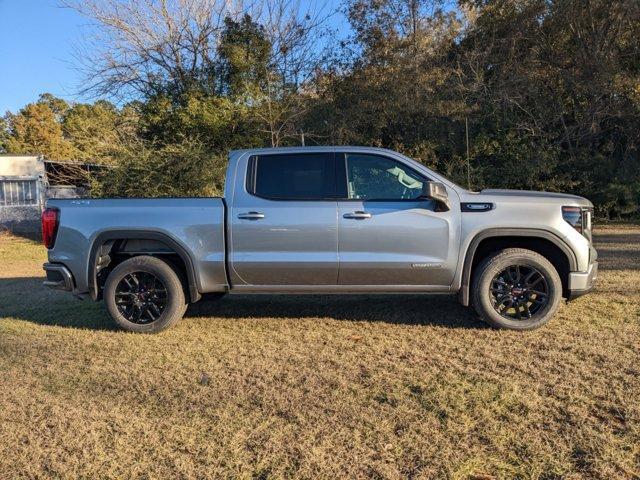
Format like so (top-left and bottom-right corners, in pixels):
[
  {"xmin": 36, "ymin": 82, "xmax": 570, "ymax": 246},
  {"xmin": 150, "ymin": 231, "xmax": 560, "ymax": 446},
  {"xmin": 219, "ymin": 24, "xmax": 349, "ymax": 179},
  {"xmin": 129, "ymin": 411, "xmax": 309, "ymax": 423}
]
[
  {"xmin": 0, "ymin": 155, "xmax": 46, "ymax": 235},
  {"xmin": 0, "ymin": 155, "xmax": 94, "ymax": 235}
]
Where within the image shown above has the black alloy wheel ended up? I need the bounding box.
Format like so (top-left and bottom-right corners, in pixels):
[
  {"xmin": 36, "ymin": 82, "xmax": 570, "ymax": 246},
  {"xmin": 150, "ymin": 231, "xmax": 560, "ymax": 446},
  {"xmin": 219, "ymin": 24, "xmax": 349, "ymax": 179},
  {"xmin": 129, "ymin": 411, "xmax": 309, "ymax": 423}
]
[
  {"xmin": 471, "ymin": 248, "xmax": 562, "ymax": 330},
  {"xmin": 104, "ymin": 255, "xmax": 188, "ymax": 333},
  {"xmin": 114, "ymin": 271, "xmax": 168, "ymax": 324},
  {"xmin": 489, "ymin": 265, "xmax": 549, "ymax": 320}
]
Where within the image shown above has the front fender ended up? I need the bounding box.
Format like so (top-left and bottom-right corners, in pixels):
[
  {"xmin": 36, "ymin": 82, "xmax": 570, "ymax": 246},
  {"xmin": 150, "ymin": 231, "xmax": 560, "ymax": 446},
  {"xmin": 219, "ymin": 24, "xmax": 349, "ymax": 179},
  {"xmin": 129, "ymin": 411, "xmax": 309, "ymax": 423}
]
[{"xmin": 457, "ymin": 228, "xmax": 578, "ymax": 306}]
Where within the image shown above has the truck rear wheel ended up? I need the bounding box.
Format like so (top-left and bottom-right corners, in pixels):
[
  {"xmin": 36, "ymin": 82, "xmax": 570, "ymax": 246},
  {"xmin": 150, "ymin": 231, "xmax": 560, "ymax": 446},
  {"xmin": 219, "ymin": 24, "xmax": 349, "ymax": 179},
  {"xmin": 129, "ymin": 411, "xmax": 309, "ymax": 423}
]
[
  {"xmin": 104, "ymin": 255, "xmax": 188, "ymax": 333},
  {"xmin": 471, "ymin": 248, "xmax": 562, "ymax": 330}
]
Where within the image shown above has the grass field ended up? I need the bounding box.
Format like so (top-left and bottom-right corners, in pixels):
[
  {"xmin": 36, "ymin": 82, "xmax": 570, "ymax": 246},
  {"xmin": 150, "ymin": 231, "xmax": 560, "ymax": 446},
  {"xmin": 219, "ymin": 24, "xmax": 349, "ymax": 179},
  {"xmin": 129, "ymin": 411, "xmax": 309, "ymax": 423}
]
[{"xmin": 0, "ymin": 226, "xmax": 638, "ymax": 479}]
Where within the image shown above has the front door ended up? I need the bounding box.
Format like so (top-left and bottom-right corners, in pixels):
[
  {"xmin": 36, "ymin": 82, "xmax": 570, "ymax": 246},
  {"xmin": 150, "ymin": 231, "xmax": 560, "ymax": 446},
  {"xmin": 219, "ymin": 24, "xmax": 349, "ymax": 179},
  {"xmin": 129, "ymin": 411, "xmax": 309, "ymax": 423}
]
[
  {"xmin": 230, "ymin": 152, "xmax": 339, "ymax": 286},
  {"xmin": 337, "ymin": 152, "xmax": 457, "ymax": 287}
]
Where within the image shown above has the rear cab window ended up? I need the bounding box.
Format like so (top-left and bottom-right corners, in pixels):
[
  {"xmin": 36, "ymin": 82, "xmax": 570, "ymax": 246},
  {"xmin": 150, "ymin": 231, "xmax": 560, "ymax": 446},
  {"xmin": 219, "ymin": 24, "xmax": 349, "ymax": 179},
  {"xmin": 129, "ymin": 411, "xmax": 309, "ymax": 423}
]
[{"xmin": 248, "ymin": 153, "xmax": 337, "ymax": 200}]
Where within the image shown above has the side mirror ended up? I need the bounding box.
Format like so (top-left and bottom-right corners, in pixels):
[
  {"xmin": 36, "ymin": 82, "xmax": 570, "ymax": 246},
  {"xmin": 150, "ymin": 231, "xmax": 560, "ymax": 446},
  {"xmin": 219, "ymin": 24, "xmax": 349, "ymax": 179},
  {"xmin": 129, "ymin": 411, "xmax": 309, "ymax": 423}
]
[{"xmin": 421, "ymin": 181, "xmax": 451, "ymax": 212}]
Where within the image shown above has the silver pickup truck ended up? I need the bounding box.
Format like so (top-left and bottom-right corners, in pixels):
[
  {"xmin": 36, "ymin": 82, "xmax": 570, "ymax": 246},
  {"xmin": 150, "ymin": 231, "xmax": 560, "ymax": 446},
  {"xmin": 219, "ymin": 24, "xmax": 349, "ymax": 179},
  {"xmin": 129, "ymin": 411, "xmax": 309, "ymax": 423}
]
[{"xmin": 42, "ymin": 147, "xmax": 597, "ymax": 332}]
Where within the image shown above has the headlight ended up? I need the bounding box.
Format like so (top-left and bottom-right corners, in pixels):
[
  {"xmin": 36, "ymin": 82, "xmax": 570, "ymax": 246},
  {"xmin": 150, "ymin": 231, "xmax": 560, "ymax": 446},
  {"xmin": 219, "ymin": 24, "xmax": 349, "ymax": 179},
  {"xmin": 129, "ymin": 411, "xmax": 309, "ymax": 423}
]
[
  {"xmin": 562, "ymin": 206, "xmax": 583, "ymax": 233},
  {"xmin": 562, "ymin": 206, "xmax": 593, "ymax": 242}
]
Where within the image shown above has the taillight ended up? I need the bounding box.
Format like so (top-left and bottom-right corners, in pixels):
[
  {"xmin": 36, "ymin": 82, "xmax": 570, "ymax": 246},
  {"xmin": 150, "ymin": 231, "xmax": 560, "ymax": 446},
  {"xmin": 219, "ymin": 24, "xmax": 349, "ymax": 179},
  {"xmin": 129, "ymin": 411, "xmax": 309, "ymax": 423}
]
[{"xmin": 41, "ymin": 208, "xmax": 59, "ymax": 249}]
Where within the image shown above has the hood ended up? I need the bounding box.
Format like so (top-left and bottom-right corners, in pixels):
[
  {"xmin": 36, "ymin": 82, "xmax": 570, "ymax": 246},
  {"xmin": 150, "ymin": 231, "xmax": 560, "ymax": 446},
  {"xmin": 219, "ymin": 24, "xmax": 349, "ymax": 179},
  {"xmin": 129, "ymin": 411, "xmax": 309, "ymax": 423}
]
[{"xmin": 471, "ymin": 189, "xmax": 593, "ymax": 207}]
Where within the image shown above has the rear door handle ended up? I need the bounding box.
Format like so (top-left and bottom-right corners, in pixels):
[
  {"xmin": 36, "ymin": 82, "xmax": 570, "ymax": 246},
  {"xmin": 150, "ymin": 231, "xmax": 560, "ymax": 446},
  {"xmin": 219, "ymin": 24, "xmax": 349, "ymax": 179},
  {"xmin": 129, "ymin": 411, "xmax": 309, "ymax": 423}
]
[
  {"xmin": 343, "ymin": 211, "xmax": 372, "ymax": 220},
  {"xmin": 237, "ymin": 211, "xmax": 265, "ymax": 220}
]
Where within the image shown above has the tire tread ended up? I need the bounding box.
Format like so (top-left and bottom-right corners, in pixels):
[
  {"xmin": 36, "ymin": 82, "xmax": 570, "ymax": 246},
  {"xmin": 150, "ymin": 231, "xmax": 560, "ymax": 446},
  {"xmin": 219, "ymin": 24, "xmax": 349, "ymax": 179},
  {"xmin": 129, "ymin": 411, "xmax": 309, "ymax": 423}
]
[
  {"xmin": 471, "ymin": 248, "xmax": 562, "ymax": 330},
  {"xmin": 104, "ymin": 255, "xmax": 187, "ymax": 333}
]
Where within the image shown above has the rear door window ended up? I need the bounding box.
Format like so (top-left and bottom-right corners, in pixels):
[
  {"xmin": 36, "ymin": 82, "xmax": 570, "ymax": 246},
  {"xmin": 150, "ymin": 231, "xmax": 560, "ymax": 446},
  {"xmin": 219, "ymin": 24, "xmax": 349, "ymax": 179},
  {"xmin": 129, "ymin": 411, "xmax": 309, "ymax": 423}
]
[{"xmin": 251, "ymin": 153, "xmax": 336, "ymax": 200}]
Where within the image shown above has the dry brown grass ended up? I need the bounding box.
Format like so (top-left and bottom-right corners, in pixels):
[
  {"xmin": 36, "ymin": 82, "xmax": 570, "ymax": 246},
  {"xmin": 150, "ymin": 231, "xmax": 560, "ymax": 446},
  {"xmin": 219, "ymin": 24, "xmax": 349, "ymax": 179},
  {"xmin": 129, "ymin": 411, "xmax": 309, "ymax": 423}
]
[{"xmin": 0, "ymin": 226, "xmax": 638, "ymax": 479}]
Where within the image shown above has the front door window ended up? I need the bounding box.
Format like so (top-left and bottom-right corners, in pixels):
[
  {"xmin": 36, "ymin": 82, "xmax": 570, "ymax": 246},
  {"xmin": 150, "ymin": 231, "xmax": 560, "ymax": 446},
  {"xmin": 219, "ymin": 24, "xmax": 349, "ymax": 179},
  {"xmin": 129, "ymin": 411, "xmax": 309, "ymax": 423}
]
[{"xmin": 345, "ymin": 153, "xmax": 425, "ymax": 200}]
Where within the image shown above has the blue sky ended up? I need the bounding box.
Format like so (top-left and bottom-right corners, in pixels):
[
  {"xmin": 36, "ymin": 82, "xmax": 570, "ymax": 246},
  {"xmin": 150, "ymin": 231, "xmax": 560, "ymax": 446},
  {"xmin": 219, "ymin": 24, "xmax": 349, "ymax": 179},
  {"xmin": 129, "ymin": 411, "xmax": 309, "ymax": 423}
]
[
  {"xmin": 0, "ymin": 0, "xmax": 94, "ymax": 113},
  {"xmin": 0, "ymin": 0, "xmax": 349, "ymax": 115}
]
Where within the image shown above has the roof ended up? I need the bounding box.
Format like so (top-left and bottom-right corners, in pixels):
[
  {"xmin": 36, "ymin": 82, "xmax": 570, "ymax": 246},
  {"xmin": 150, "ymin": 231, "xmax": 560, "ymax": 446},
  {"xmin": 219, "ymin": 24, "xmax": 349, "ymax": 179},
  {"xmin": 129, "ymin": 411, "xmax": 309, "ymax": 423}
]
[{"xmin": 230, "ymin": 146, "xmax": 399, "ymax": 156}]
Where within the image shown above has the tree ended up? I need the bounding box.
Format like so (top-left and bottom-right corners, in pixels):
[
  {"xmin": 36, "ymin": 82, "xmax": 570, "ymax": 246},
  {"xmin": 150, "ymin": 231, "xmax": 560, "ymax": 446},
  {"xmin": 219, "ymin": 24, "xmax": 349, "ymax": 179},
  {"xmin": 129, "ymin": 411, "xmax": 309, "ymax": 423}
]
[
  {"xmin": 456, "ymin": 0, "xmax": 640, "ymax": 206},
  {"xmin": 5, "ymin": 96, "xmax": 76, "ymax": 159},
  {"xmin": 63, "ymin": 100, "xmax": 121, "ymax": 162},
  {"xmin": 5, "ymin": 0, "xmax": 636, "ymax": 216},
  {"xmin": 61, "ymin": 0, "xmax": 234, "ymax": 98},
  {"xmin": 309, "ymin": 0, "xmax": 465, "ymax": 173},
  {"xmin": 217, "ymin": 14, "xmax": 272, "ymax": 97},
  {"xmin": 64, "ymin": 0, "xmax": 333, "ymax": 147},
  {"xmin": 0, "ymin": 116, "xmax": 9, "ymax": 153},
  {"xmin": 95, "ymin": 138, "xmax": 226, "ymax": 198}
]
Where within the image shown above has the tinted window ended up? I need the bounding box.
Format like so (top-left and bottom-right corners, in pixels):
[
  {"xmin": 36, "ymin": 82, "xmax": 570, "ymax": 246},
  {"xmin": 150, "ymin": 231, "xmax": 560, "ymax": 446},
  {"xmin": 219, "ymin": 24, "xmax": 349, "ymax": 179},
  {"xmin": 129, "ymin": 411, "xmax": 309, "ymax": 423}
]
[
  {"xmin": 253, "ymin": 153, "xmax": 336, "ymax": 200},
  {"xmin": 345, "ymin": 154, "xmax": 426, "ymax": 200}
]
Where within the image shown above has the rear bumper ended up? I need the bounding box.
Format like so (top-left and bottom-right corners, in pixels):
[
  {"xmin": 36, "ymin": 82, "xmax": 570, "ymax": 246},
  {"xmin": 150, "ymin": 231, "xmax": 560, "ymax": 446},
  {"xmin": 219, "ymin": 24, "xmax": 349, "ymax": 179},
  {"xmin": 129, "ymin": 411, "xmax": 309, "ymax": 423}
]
[
  {"xmin": 567, "ymin": 261, "xmax": 598, "ymax": 300},
  {"xmin": 43, "ymin": 263, "xmax": 75, "ymax": 292}
]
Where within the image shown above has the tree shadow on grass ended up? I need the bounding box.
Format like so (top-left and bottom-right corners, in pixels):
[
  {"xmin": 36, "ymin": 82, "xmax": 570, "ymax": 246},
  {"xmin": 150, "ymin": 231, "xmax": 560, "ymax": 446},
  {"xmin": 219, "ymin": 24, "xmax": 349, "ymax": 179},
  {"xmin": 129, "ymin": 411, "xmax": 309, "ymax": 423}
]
[
  {"xmin": 592, "ymin": 247, "xmax": 640, "ymax": 271},
  {"xmin": 1, "ymin": 276, "xmax": 484, "ymax": 330},
  {"xmin": 0, "ymin": 276, "xmax": 114, "ymax": 331}
]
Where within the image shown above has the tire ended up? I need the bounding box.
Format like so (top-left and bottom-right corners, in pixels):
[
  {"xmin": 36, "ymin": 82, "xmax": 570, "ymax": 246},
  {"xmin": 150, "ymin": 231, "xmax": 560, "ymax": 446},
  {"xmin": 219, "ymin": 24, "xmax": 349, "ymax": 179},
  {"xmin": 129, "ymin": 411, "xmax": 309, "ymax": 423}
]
[
  {"xmin": 104, "ymin": 255, "xmax": 188, "ymax": 333},
  {"xmin": 471, "ymin": 248, "xmax": 563, "ymax": 330}
]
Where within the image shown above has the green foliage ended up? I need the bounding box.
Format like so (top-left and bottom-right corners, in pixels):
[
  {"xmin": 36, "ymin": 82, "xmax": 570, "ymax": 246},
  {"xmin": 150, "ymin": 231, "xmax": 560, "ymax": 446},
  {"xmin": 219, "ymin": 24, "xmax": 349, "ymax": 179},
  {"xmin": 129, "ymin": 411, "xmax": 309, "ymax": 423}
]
[
  {"xmin": 598, "ymin": 183, "xmax": 640, "ymax": 220},
  {"xmin": 0, "ymin": 116, "xmax": 9, "ymax": 153},
  {"xmin": 5, "ymin": 98, "xmax": 76, "ymax": 159},
  {"xmin": 139, "ymin": 91, "xmax": 266, "ymax": 151},
  {"xmin": 2, "ymin": 1, "xmax": 639, "ymax": 218},
  {"xmin": 94, "ymin": 139, "xmax": 226, "ymax": 198},
  {"xmin": 310, "ymin": 0, "xmax": 640, "ymax": 218},
  {"xmin": 63, "ymin": 101, "xmax": 121, "ymax": 162},
  {"xmin": 217, "ymin": 14, "xmax": 272, "ymax": 98},
  {"xmin": 3, "ymin": 94, "xmax": 134, "ymax": 163}
]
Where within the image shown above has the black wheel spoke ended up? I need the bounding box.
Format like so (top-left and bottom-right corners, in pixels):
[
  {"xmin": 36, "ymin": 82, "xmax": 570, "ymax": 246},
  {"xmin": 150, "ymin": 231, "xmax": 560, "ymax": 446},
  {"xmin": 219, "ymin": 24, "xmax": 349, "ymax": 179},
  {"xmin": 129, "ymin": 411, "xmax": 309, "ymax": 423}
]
[
  {"xmin": 115, "ymin": 271, "xmax": 167, "ymax": 325},
  {"xmin": 490, "ymin": 264, "xmax": 549, "ymax": 321},
  {"xmin": 149, "ymin": 302, "xmax": 161, "ymax": 318},
  {"xmin": 529, "ymin": 276, "xmax": 543, "ymax": 288},
  {"xmin": 523, "ymin": 270, "xmax": 537, "ymax": 284},
  {"xmin": 529, "ymin": 290, "xmax": 547, "ymax": 297},
  {"xmin": 496, "ymin": 296, "xmax": 511, "ymax": 310},
  {"xmin": 122, "ymin": 276, "xmax": 135, "ymax": 291},
  {"xmin": 142, "ymin": 305, "xmax": 155, "ymax": 322},
  {"xmin": 506, "ymin": 267, "xmax": 516, "ymax": 283}
]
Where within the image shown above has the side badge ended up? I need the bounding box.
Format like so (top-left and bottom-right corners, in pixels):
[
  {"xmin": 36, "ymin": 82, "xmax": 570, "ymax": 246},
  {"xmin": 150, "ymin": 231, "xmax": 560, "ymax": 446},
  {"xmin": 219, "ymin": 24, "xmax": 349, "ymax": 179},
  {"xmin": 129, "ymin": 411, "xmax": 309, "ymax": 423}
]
[{"xmin": 461, "ymin": 203, "xmax": 493, "ymax": 212}]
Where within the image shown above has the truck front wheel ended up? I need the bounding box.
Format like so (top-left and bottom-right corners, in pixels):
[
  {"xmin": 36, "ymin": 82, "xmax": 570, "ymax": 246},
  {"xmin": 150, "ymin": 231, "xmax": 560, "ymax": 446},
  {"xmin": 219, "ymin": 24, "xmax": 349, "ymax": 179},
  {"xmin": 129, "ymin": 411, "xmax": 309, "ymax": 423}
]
[
  {"xmin": 104, "ymin": 255, "xmax": 188, "ymax": 333},
  {"xmin": 471, "ymin": 248, "xmax": 563, "ymax": 330}
]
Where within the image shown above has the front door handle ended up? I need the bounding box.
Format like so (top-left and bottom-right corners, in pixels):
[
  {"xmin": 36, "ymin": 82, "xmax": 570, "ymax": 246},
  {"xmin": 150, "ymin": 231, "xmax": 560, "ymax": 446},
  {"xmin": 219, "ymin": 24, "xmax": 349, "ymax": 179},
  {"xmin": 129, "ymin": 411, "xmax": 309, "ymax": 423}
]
[
  {"xmin": 237, "ymin": 211, "xmax": 265, "ymax": 220},
  {"xmin": 343, "ymin": 211, "xmax": 372, "ymax": 220}
]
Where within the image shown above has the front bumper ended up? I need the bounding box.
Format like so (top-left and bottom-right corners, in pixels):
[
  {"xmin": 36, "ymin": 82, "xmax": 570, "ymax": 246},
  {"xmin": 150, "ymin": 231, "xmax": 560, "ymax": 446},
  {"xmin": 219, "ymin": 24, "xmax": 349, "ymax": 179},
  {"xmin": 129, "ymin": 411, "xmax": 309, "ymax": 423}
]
[
  {"xmin": 567, "ymin": 261, "xmax": 598, "ymax": 300},
  {"xmin": 43, "ymin": 263, "xmax": 75, "ymax": 292}
]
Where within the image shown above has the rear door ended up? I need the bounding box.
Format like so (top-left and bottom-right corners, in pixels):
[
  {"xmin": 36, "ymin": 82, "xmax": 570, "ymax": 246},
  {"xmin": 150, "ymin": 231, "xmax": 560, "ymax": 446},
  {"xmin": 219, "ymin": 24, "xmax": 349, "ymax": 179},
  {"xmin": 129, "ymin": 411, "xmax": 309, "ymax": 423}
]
[
  {"xmin": 229, "ymin": 152, "xmax": 339, "ymax": 286},
  {"xmin": 336, "ymin": 152, "xmax": 457, "ymax": 287}
]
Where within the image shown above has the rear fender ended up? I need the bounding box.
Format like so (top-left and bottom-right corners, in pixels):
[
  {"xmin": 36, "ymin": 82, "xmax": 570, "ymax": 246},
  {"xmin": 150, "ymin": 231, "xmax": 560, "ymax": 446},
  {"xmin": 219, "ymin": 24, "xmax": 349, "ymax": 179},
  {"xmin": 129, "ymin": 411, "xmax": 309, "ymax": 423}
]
[{"xmin": 87, "ymin": 230, "xmax": 201, "ymax": 303}]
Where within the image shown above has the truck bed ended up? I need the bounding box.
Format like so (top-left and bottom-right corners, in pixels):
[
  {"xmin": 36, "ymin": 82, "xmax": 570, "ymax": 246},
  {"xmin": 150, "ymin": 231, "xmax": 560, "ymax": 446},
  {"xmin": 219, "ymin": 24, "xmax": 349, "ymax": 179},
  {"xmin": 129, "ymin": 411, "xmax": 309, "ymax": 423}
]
[{"xmin": 47, "ymin": 198, "xmax": 227, "ymax": 296}]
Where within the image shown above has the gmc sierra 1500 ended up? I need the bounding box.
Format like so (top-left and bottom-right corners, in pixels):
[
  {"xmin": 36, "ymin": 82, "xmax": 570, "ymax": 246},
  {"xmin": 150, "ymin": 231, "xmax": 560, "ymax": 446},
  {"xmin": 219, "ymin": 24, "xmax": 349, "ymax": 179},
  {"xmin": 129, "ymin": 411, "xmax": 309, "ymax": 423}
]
[{"xmin": 42, "ymin": 147, "xmax": 597, "ymax": 332}]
